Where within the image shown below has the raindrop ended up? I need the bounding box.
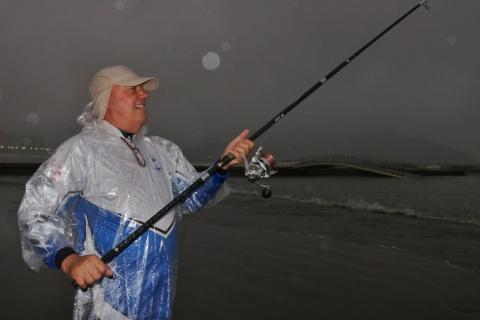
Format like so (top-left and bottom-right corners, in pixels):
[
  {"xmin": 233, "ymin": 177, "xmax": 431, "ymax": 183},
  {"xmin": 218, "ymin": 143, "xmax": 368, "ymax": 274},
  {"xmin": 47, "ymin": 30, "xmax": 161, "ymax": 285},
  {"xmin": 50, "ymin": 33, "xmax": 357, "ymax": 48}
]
[
  {"xmin": 115, "ymin": 0, "xmax": 125, "ymax": 11},
  {"xmin": 445, "ymin": 35, "xmax": 456, "ymax": 46},
  {"xmin": 202, "ymin": 52, "xmax": 221, "ymax": 71},
  {"xmin": 290, "ymin": 274, "xmax": 302, "ymax": 284},
  {"xmin": 221, "ymin": 42, "xmax": 231, "ymax": 52},
  {"xmin": 26, "ymin": 113, "xmax": 40, "ymax": 125},
  {"xmin": 319, "ymin": 237, "xmax": 330, "ymax": 251}
]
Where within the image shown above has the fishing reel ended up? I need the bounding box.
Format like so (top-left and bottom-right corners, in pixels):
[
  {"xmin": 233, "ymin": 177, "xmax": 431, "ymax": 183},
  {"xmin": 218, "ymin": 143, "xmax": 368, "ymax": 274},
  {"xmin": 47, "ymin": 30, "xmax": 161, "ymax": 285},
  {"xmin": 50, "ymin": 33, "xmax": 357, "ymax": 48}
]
[{"xmin": 244, "ymin": 146, "xmax": 277, "ymax": 199}]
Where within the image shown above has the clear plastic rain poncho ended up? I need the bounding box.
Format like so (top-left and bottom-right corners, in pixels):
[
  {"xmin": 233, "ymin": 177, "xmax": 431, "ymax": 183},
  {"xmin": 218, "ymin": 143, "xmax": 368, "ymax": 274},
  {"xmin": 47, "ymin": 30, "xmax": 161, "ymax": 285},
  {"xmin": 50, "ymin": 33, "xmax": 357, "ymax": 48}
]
[{"xmin": 18, "ymin": 103, "xmax": 229, "ymax": 319}]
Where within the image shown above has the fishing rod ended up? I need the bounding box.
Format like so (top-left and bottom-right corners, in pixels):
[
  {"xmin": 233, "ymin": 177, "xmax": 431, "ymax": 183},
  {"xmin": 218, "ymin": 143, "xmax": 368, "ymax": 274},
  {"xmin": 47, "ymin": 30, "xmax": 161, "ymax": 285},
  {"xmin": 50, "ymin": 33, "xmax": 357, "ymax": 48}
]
[{"xmin": 74, "ymin": 0, "xmax": 430, "ymax": 287}]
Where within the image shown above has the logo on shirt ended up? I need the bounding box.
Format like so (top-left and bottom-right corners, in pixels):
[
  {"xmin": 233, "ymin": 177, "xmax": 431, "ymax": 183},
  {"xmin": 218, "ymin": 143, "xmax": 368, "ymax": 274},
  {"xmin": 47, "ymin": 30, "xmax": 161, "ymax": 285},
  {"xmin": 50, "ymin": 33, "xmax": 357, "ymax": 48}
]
[
  {"xmin": 150, "ymin": 158, "xmax": 162, "ymax": 171},
  {"xmin": 46, "ymin": 165, "xmax": 64, "ymax": 182}
]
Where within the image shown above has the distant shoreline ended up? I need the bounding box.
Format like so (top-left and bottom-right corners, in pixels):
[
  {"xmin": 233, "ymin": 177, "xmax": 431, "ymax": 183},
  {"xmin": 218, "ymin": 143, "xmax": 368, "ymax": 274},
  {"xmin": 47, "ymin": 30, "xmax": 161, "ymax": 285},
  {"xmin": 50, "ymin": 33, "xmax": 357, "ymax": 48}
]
[{"xmin": 2, "ymin": 162, "xmax": 478, "ymax": 177}]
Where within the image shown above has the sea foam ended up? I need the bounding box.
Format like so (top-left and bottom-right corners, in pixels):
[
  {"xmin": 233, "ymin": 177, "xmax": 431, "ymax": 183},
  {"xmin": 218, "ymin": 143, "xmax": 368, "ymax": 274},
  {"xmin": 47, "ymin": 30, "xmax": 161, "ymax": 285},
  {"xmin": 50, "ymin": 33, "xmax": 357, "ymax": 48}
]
[{"xmin": 230, "ymin": 188, "xmax": 480, "ymax": 227}]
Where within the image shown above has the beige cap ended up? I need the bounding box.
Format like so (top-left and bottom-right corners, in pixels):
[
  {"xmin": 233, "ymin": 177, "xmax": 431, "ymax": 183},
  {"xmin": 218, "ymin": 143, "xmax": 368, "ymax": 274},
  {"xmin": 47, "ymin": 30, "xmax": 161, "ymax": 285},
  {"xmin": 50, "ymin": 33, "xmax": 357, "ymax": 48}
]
[{"xmin": 89, "ymin": 65, "xmax": 159, "ymax": 120}]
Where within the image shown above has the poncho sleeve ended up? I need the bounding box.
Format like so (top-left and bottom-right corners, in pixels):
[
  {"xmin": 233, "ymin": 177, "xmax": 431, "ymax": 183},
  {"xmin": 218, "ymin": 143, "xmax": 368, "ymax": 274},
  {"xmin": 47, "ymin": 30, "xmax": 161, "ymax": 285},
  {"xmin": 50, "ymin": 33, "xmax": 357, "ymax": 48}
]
[
  {"xmin": 18, "ymin": 137, "xmax": 86, "ymax": 270},
  {"xmin": 151, "ymin": 136, "xmax": 230, "ymax": 213}
]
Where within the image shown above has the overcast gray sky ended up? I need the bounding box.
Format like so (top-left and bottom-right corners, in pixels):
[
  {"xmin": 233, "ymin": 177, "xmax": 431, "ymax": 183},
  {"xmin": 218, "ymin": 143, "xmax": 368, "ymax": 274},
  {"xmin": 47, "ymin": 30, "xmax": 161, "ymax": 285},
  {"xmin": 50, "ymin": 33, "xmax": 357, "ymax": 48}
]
[{"xmin": 0, "ymin": 0, "xmax": 478, "ymax": 163}]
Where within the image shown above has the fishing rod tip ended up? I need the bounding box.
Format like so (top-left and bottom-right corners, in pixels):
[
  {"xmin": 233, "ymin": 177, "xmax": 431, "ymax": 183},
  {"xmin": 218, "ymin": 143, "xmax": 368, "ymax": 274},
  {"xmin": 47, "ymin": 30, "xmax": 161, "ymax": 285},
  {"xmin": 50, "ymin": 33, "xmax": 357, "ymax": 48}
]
[{"xmin": 420, "ymin": 0, "xmax": 430, "ymax": 10}]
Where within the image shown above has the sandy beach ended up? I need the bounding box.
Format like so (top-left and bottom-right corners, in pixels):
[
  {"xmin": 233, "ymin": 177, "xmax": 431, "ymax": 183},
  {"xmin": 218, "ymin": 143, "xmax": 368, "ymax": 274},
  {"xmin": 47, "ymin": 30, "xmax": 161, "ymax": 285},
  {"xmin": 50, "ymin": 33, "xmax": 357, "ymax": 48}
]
[{"xmin": 2, "ymin": 177, "xmax": 480, "ymax": 319}]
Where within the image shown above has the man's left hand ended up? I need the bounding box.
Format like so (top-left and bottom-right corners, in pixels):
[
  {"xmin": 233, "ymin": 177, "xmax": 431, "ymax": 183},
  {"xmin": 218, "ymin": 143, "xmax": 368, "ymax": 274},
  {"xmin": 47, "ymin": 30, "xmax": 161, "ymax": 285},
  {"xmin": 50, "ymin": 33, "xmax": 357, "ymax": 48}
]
[{"xmin": 221, "ymin": 129, "xmax": 254, "ymax": 170}]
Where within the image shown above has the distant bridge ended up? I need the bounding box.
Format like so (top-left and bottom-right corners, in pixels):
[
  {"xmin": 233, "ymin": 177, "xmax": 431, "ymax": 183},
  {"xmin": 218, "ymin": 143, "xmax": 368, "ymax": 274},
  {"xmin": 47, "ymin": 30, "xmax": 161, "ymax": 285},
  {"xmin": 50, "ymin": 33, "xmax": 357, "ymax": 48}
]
[
  {"xmin": 0, "ymin": 147, "xmax": 469, "ymax": 178},
  {"xmin": 278, "ymin": 155, "xmax": 467, "ymax": 178},
  {"xmin": 194, "ymin": 155, "xmax": 418, "ymax": 178},
  {"xmin": 279, "ymin": 156, "xmax": 419, "ymax": 178}
]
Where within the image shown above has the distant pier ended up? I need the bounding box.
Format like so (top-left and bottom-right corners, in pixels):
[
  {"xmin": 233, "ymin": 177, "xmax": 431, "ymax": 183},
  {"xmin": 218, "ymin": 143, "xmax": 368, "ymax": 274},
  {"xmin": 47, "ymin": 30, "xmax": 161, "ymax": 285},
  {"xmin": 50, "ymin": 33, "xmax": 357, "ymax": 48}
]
[
  {"xmin": 0, "ymin": 149, "xmax": 476, "ymax": 177},
  {"xmin": 197, "ymin": 155, "xmax": 475, "ymax": 178}
]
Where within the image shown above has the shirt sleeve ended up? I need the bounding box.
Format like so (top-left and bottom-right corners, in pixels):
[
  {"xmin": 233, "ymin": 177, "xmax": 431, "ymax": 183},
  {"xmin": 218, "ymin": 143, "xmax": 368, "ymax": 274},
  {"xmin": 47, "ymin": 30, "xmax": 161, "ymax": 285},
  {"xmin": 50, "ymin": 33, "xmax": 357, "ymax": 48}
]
[{"xmin": 17, "ymin": 138, "xmax": 86, "ymax": 270}]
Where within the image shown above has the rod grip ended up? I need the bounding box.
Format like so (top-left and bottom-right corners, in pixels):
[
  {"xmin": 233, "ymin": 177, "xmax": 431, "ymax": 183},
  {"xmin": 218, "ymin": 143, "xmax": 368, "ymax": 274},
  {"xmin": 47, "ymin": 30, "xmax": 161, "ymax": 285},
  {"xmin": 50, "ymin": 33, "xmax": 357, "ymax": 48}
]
[{"xmin": 217, "ymin": 152, "xmax": 236, "ymax": 170}]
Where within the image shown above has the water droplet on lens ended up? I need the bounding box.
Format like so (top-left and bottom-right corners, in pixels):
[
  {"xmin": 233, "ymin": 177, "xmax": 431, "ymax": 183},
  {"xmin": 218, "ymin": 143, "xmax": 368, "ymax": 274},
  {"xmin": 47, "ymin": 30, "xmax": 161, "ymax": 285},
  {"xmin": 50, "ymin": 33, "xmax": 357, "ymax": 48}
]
[
  {"xmin": 319, "ymin": 237, "xmax": 330, "ymax": 251},
  {"xmin": 445, "ymin": 35, "xmax": 456, "ymax": 46},
  {"xmin": 202, "ymin": 52, "xmax": 221, "ymax": 71},
  {"xmin": 26, "ymin": 113, "xmax": 40, "ymax": 125},
  {"xmin": 221, "ymin": 42, "xmax": 231, "ymax": 52},
  {"xmin": 115, "ymin": 0, "xmax": 125, "ymax": 11}
]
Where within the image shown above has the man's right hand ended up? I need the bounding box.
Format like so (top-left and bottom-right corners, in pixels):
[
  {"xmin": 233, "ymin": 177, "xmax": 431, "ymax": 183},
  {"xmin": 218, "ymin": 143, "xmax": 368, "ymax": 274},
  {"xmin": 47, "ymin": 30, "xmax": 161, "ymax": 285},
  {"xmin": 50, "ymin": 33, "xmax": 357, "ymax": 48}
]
[{"xmin": 60, "ymin": 254, "xmax": 113, "ymax": 289}]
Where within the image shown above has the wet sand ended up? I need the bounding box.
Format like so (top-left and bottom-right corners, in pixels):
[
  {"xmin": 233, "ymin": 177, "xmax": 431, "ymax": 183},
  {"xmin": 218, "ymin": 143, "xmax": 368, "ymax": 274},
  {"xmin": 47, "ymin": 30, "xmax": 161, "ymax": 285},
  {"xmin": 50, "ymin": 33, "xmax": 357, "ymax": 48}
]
[
  {"xmin": 174, "ymin": 194, "xmax": 480, "ymax": 320},
  {"xmin": 1, "ymin": 178, "xmax": 480, "ymax": 319}
]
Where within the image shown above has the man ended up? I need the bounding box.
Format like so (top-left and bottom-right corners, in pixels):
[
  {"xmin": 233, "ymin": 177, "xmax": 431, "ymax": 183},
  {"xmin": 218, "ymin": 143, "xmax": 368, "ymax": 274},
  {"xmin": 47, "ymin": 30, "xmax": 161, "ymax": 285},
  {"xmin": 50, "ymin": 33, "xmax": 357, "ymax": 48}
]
[{"xmin": 18, "ymin": 65, "xmax": 254, "ymax": 319}]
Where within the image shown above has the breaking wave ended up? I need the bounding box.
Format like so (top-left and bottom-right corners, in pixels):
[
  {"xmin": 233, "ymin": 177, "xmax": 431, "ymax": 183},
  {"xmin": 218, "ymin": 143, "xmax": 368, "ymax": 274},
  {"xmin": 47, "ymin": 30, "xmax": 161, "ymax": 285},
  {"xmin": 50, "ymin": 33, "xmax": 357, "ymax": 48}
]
[{"xmin": 230, "ymin": 188, "xmax": 480, "ymax": 227}]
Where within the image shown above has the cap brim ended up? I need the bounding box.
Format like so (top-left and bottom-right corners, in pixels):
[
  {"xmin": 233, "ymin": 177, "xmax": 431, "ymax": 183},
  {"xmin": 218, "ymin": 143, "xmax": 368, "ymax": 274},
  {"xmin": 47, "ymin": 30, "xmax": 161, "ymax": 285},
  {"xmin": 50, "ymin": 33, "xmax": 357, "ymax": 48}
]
[{"xmin": 117, "ymin": 77, "xmax": 159, "ymax": 91}]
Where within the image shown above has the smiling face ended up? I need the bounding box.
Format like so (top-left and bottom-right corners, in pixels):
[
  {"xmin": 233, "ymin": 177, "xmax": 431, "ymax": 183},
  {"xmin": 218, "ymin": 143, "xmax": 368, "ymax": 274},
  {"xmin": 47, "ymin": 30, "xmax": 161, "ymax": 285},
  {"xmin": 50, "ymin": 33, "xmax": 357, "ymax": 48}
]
[{"xmin": 104, "ymin": 84, "xmax": 149, "ymax": 134}]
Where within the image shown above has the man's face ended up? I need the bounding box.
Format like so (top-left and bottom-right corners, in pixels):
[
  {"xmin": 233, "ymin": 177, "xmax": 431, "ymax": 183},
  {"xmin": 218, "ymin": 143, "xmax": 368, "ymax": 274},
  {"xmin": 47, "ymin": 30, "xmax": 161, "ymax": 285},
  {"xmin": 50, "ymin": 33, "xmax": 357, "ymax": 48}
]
[{"xmin": 105, "ymin": 84, "xmax": 149, "ymax": 133}]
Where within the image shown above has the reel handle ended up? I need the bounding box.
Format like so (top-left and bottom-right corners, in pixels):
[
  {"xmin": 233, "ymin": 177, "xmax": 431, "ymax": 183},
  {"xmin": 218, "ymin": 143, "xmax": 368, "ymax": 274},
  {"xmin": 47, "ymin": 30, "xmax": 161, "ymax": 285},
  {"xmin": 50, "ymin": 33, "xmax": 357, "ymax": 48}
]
[{"xmin": 262, "ymin": 187, "xmax": 272, "ymax": 199}]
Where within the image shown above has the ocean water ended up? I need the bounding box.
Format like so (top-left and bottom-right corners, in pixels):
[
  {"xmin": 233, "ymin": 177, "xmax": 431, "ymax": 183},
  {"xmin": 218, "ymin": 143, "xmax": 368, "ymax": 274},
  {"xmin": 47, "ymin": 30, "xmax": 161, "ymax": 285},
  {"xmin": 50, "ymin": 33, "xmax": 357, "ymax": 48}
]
[
  {"xmin": 5, "ymin": 173, "xmax": 479, "ymax": 225},
  {"xmin": 223, "ymin": 174, "xmax": 480, "ymax": 273},
  {"xmin": 228, "ymin": 174, "xmax": 480, "ymax": 226},
  {"xmin": 177, "ymin": 174, "xmax": 480, "ymax": 319},
  {"xmin": 2, "ymin": 174, "xmax": 480, "ymax": 319}
]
